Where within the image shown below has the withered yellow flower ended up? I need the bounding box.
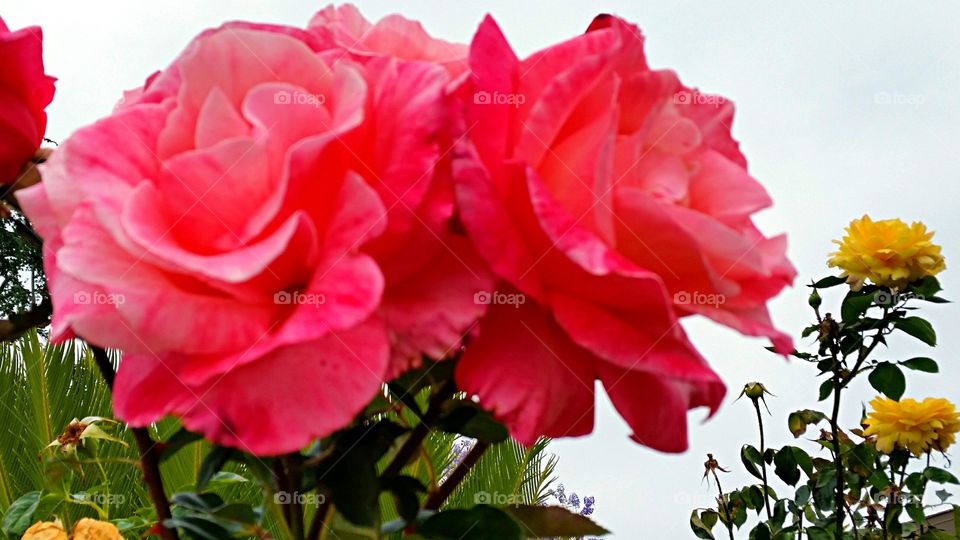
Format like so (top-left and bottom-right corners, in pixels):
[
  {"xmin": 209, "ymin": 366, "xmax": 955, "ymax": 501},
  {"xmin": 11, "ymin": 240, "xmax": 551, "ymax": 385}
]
[
  {"xmin": 20, "ymin": 521, "xmax": 66, "ymax": 540},
  {"xmin": 863, "ymin": 396, "xmax": 960, "ymax": 456},
  {"xmin": 828, "ymin": 215, "xmax": 945, "ymax": 289},
  {"xmin": 70, "ymin": 518, "xmax": 122, "ymax": 540}
]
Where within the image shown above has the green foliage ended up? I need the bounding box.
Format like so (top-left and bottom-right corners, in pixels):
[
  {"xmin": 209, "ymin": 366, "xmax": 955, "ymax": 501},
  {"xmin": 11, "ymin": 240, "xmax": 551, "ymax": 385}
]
[
  {"xmin": 0, "ymin": 212, "xmax": 46, "ymax": 318},
  {"xmin": 692, "ymin": 274, "xmax": 957, "ymax": 539}
]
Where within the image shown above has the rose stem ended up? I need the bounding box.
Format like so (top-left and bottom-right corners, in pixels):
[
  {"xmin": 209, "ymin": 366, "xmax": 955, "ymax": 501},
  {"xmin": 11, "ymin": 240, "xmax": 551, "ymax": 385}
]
[
  {"xmin": 90, "ymin": 346, "xmax": 179, "ymax": 540},
  {"xmin": 424, "ymin": 441, "xmax": 490, "ymax": 511}
]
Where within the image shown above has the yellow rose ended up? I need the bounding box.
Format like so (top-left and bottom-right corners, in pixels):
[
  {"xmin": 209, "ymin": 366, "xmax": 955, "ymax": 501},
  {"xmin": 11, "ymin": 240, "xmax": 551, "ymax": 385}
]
[
  {"xmin": 863, "ymin": 396, "xmax": 960, "ymax": 456},
  {"xmin": 70, "ymin": 519, "xmax": 122, "ymax": 540},
  {"xmin": 828, "ymin": 215, "xmax": 945, "ymax": 289},
  {"xmin": 21, "ymin": 521, "xmax": 67, "ymax": 540}
]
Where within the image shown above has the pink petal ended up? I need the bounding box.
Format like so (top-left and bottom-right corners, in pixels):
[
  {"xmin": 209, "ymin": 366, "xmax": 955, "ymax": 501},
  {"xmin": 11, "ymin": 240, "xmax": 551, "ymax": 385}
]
[
  {"xmin": 597, "ymin": 360, "xmax": 724, "ymax": 453},
  {"xmin": 114, "ymin": 316, "xmax": 390, "ymax": 455},
  {"xmin": 456, "ymin": 299, "xmax": 595, "ymax": 445}
]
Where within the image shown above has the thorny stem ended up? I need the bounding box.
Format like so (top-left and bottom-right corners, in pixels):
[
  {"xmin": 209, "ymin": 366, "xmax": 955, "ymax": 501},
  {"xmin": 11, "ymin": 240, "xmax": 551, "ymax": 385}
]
[
  {"xmin": 90, "ymin": 347, "xmax": 179, "ymax": 540},
  {"xmin": 827, "ymin": 307, "xmax": 888, "ymax": 539}
]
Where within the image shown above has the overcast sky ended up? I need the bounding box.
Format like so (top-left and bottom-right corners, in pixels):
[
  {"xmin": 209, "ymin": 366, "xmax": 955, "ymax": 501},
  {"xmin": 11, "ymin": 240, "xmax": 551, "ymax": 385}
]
[{"xmin": 3, "ymin": 1, "xmax": 959, "ymax": 537}]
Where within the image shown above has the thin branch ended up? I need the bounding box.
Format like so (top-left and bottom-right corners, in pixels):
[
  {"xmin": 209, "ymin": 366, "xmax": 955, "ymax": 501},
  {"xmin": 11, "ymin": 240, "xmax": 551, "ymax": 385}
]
[
  {"xmin": 753, "ymin": 401, "xmax": 773, "ymax": 521},
  {"xmin": 381, "ymin": 379, "xmax": 456, "ymax": 479},
  {"xmin": 90, "ymin": 346, "xmax": 179, "ymax": 540},
  {"xmin": 0, "ymin": 297, "xmax": 52, "ymax": 342},
  {"xmin": 424, "ymin": 440, "xmax": 490, "ymax": 511}
]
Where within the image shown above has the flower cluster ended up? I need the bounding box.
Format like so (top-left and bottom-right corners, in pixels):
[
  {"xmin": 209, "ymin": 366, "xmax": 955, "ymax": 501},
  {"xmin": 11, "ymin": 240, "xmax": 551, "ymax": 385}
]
[
  {"xmin": 22, "ymin": 518, "xmax": 122, "ymax": 540},
  {"xmin": 16, "ymin": 5, "xmax": 793, "ymax": 455}
]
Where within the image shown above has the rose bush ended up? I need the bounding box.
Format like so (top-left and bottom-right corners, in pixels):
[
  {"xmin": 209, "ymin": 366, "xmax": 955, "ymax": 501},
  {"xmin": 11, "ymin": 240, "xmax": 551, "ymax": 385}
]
[
  {"xmin": 17, "ymin": 11, "xmax": 488, "ymax": 454},
  {"xmin": 452, "ymin": 15, "xmax": 795, "ymax": 451},
  {"xmin": 0, "ymin": 15, "xmax": 55, "ymax": 185}
]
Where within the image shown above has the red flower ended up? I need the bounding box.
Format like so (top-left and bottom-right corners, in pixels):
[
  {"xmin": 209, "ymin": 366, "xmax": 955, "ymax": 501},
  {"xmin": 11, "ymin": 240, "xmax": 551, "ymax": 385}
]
[{"xmin": 0, "ymin": 16, "xmax": 55, "ymax": 184}]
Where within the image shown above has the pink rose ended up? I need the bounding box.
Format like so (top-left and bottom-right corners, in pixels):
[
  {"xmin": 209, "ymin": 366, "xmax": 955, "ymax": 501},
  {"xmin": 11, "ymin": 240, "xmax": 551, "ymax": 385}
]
[
  {"xmin": 307, "ymin": 4, "xmax": 468, "ymax": 77},
  {"xmin": 452, "ymin": 15, "xmax": 794, "ymax": 451},
  {"xmin": 18, "ymin": 8, "xmax": 488, "ymax": 454},
  {"xmin": 0, "ymin": 16, "xmax": 55, "ymax": 184}
]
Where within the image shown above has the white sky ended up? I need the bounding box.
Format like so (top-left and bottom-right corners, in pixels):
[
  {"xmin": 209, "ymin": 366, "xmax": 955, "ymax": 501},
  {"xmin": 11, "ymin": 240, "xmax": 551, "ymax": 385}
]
[{"xmin": 3, "ymin": 1, "xmax": 959, "ymax": 537}]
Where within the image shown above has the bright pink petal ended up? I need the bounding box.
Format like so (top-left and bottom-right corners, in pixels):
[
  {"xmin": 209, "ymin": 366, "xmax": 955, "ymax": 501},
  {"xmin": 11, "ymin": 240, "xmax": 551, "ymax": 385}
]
[
  {"xmin": 456, "ymin": 299, "xmax": 595, "ymax": 445},
  {"xmin": 114, "ymin": 316, "xmax": 389, "ymax": 455},
  {"xmin": 597, "ymin": 360, "xmax": 724, "ymax": 452}
]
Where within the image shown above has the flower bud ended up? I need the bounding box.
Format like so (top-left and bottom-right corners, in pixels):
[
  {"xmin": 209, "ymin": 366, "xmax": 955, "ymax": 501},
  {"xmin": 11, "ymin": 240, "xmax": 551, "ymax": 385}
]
[{"xmin": 808, "ymin": 288, "xmax": 822, "ymax": 309}]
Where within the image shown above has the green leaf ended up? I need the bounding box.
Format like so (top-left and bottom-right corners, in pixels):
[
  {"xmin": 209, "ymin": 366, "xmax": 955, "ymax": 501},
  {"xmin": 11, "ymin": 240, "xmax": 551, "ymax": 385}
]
[
  {"xmin": 171, "ymin": 492, "xmax": 225, "ymax": 513},
  {"xmin": 934, "ymin": 488, "xmax": 951, "ymax": 502},
  {"xmin": 841, "ymin": 289, "xmax": 875, "ymax": 323},
  {"xmin": 381, "ymin": 476, "xmax": 426, "ymax": 525},
  {"xmin": 690, "ymin": 510, "xmax": 716, "ymax": 540},
  {"xmin": 1, "ymin": 491, "xmax": 41, "ymax": 537},
  {"xmin": 869, "ymin": 471, "xmax": 892, "ymax": 490},
  {"xmin": 436, "ymin": 403, "xmax": 509, "ymax": 444},
  {"xmin": 316, "ymin": 421, "xmax": 406, "ymax": 527},
  {"xmin": 812, "ymin": 276, "xmax": 847, "ymax": 288},
  {"xmin": 502, "ymin": 505, "xmax": 609, "ymax": 536},
  {"xmin": 196, "ymin": 446, "xmax": 235, "ymax": 491},
  {"xmin": 900, "ymin": 357, "xmax": 938, "ymax": 373},
  {"xmin": 788, "ymin": 410, "xmax": 827, "ymax": 438},
  {"xmin": 908, "ymin": 276, "xmax": 942, "ymax": 298},
  {"xmin": 923, "ymin": 467, "xmax": 959, "ymax": 484},
  {"xmin": 164, "ymin": 516, "xmax": 233, "ymax": 540},
  {"xmin": 818, "ymin": 380, "xmax": 833, "ymax": 402},
  {"xmin": 868, "ymin": 362, "xmax": 906, "ymax": 400},
  {"xmin": 740, "ymin": 445, "xmax": 764, "ymax": 481},
  {"xmin": 806, "ymin": 526, "xmax": 833, "ymax": 540},
  {"xmin": 906, "ymin": 502, "xmax": 926, "ymax": 524},
  {"xmin": 159, "ymin": 428, "xmax": 204, "ymax": 463},
  {"xmin": 751, "ymin": 522, "xmax": 771, "ymax": 540},
  {"xmin": 418, "ymin": 505, "xmax": 523, "ymax": 539},
  {"xmin": 894, "ymin": 317, "xmax": 937, "ymax": 346},
  {"xmin": 211, "ymin": 503, "xmax": 257, "ymax": 525},
  {"xmin": 773, "ymin": 448, "xmax": 800, "ymax": 486}
]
